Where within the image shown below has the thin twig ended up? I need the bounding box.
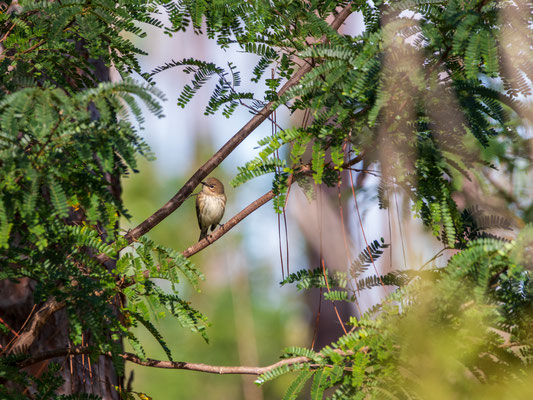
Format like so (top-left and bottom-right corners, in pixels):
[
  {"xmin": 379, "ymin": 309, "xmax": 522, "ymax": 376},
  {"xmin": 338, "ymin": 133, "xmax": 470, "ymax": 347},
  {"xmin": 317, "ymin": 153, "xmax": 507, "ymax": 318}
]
[
  {"xmin": 337, "ymin": 179, "xmax": 362, "ymax": 316},
  {"xmin": 393, "ymin": 187, "xmax": 407, "ymax": 269},
  {"xmin": 35, "ymin": 117, "xmax": 62, "ymax": 159},
  {"xmin": 0, "ymin": 316, "xmax": 18, "ymax": 338},
  {"xmin": 312, "ymin": 183, "xmax": 324, "ymax": 350},
  {"xmin": 0, "ymin": 23, "xmax": 16, "ymax": 44},
  {"xmin": 22, "ymin": 40, "xmax": 45, "ymax": 55},
  {"xmin": 311, "ymin": 287, "xmax": 323, "ymax": 350},
  {"xmin": 419, "ymin": 247, "xmax": 447, "ymax": 270},
  {"xmin": 321, "ymin": 259, "xmax": 348, "ymax": 335},
  {"xmin": 348, "ymin": 148, "xmax": 385, "ymax": 288},
  {"xmin": 0, "ymin": 304, "xmax": 36, "ymax": 355},
  {"xmin": 282, "ymin": 174, "xmax": 293, "ymax": 277}
]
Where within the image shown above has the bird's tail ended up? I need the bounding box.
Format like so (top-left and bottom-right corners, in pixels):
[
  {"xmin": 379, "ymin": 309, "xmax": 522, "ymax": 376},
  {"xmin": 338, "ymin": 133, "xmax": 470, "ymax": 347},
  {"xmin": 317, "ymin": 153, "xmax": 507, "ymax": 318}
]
[{"xmin": 199, "ymin": 229, "xmax": 208, "ymax": 241}]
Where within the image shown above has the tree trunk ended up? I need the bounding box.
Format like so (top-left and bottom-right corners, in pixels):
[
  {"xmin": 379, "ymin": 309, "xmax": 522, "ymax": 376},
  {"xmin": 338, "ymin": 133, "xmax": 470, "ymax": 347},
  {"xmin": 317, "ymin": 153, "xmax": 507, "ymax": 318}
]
[
  {"xmin": 0, "ymin": 280, "xmax": 120, "ymax": 396},
  {"xmin": 0, "ymin": 56, "xmax": 122, "ymax": 399}
]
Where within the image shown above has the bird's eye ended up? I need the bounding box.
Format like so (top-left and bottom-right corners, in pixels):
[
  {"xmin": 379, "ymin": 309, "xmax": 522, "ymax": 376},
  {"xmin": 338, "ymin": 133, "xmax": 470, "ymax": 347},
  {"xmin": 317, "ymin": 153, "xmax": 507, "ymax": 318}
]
[{"xmin": 209, "ymin": 184, "xmax": 215, "ymax": 188}]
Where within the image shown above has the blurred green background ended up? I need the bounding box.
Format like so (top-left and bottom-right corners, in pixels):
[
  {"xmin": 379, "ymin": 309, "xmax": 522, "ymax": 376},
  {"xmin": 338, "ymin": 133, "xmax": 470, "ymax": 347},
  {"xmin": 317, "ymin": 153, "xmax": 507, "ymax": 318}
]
[
  {"xmin": 115, "ymin": 17, "xmax": 325, "ymax": 399},
  {"xmin": 121, "ymin": 158, "xmax": 311, "ymax": 399},
  {"xmin": 117, "ymin": 12, "xmax": 423, "ymax": 399}
]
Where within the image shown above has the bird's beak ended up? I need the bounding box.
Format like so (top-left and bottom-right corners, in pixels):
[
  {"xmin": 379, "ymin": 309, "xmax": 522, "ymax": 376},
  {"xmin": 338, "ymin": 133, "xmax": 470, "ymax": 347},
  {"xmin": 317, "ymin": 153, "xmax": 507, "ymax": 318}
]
[{"xmin": 201, "ymin": 181, "xmax": 207, "ymax": 186}]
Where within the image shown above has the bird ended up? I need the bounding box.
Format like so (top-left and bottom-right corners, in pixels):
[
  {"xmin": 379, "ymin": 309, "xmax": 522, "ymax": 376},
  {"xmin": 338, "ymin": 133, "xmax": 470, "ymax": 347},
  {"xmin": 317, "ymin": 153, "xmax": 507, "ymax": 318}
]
[{"xmin": 196, "ymin": 177, "xmax": 227, "ymax": 241}]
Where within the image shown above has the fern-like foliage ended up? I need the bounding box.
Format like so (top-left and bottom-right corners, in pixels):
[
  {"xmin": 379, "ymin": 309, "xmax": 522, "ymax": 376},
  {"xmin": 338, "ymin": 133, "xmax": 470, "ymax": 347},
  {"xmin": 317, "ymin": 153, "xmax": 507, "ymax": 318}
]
[
  {"xmin": 350, "ymin": 238, "xmax": 389, "ymax": 280},
  {"xmin": 118, "ymin": 237, "xmax": 208, "ymax": 344},
  {"xmin": 457, "ymin": 205, "xmax": 513, "ymax": 248},
  {"xmin": 1, "ymin": 0, "xmax": 532, "ymax": 397},
  {"xmin": 282, "ymin": 370, "xmax": 315, "ymax": 400},
  {"xmin": 268, "ymin": 232, "xmax": 533, "ymax": 398},
  {"xmin": 280, "ymin": 267, "xmax": 347, "ymax": 291},
  {"xmin": 158, "ymin": 0, "xmax": 530, "ymax": 258},
  {"xmin": 149, "ymin": 58, "xmax": 254, "ymax": 118},
  {"xmin": 0, "ymin": 1, "xmax": 207, "ymax": 397}
]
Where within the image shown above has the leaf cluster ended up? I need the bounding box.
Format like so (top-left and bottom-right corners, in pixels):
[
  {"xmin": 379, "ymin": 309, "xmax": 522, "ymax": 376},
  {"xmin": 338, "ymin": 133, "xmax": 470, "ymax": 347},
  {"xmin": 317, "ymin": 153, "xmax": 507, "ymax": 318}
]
[
  {"xmin": 0, "ymin": 1, "xmax": 209, "ymax": 397},
  {"xmin": 164, "ymin": 0, "xmax": 531, "ymax": 247},
  {"xmin": 271, "ymin": 231, "xmax": 533, "ymax": 398}
]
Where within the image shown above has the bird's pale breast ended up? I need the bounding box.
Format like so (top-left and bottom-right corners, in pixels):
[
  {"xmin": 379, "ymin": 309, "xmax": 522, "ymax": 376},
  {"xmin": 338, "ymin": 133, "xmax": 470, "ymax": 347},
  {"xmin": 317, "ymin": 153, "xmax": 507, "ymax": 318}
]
[{"xmin": 198, "ymin": 193, "xmax": 226, "ymax": 228}]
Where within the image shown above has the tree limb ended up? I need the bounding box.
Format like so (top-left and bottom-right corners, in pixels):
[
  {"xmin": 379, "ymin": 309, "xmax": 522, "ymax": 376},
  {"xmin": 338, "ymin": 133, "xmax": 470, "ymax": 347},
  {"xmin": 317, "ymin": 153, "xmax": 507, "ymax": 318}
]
[
  {"xmin": 182, "ymin": 189, "xmax": 276, "ymax": 258},
  {"xmin": 17, "ymin": 346, "xmax": 358, "ymax": 375},
  {"xmin": 121, "ymin": 189, "xmax": 278, "ymax": 287},
  {"xmin": 120, "ymin": 353, "xmax": 313, "ymax": 375}
]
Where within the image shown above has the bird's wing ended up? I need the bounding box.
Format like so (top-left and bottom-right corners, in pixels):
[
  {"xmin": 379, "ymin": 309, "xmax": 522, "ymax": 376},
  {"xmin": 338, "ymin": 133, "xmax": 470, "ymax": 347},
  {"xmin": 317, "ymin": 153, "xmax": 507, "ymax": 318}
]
[
  {"xmin": 196, "ymin": 193, "xmax": 203, "ymax": 229},
  {"xmin": 221, "ymin": 194, "xmax": 227, "ymax": 218}
]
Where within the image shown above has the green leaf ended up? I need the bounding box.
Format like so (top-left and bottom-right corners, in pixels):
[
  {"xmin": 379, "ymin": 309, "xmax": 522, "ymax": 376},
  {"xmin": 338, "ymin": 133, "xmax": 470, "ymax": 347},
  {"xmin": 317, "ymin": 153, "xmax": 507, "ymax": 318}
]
[
  {"xmin": 310, "ymin": 369, "xmax": 327, "ymax": 400},
  {"xmin": 48, "ymin": 178, "xmax": 68, "ymax": 218},
  {"xmin": 283, "ymin": 370, "xmax": 315, "ymax": 400},
  {"xmin": 0, "ymin": 199, "xmax": 12, "ymax": 249},
  {"xmin": 311, "ymin": 142, "xmax": 325, "ymax": 184}
]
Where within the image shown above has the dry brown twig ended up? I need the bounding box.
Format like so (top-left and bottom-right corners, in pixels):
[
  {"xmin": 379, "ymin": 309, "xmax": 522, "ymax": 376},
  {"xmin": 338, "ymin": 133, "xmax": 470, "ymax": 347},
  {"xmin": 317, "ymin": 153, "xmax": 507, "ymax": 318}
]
[{"xmin": 17, "ymin": 345, "xmax": 361, "ymax": 375}]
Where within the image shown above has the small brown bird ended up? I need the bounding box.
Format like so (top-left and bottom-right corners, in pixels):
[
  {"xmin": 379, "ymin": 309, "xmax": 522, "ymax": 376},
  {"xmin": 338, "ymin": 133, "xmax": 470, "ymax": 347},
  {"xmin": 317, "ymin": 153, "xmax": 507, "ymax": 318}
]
[{"xmin": 196, "ymin": 177, "xmax": 227, "ymax": 241}]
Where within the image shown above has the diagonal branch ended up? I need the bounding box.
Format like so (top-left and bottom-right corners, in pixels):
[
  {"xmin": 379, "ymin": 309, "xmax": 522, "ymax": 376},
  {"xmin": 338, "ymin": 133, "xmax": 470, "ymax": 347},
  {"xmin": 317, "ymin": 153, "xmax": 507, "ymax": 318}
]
[
  {"xmin": 120, "ymin": 79, "xmax": 297, "ymax": 247},
  {"xmin": 95, "ymin": 2, "xmax": 354, "ymax": 266},
  {"xmin": 182, "ymin": 190, "xmax": 275, "ymax": 258},
  {"xmin": 119, "ymin": 152, "xmax": 358, "ymax": 285},
  {"xmin": 123, "ymin": 188, "xmax": 279, "ymax": 287}
]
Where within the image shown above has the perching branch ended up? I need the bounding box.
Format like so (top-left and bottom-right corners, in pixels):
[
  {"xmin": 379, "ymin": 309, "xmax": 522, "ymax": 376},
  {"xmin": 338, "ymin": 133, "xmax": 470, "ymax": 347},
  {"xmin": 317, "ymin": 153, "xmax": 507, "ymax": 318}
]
[
  {"xmin": 17, "ymin": 346, "xmax": 358, "ymax": 375},
  {"xmin": 119, "ymin": 148, "xmax": 357, "ymax": 285},
  {"xmin": 140, "ymin": 148, "xmax": 361, "ymax": 267},
  {"xmin": 182, "ymin": 190, "xmax": 276, "ymax": 258},
  {"xmin": 123, "ymin": 188, "xmax": 279, "ymax": 287},
  {"xmin": 94, "ymin": 3, "xmax": 354, "ymax": 266}
]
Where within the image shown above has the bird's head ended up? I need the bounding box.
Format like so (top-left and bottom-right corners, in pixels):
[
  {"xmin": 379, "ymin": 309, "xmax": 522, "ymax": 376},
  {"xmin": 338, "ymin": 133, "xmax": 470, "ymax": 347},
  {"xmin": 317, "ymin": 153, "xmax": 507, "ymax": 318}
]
[{"xmin": 201, "ymin": 177, "xmax": 225, "ymax": 195}]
